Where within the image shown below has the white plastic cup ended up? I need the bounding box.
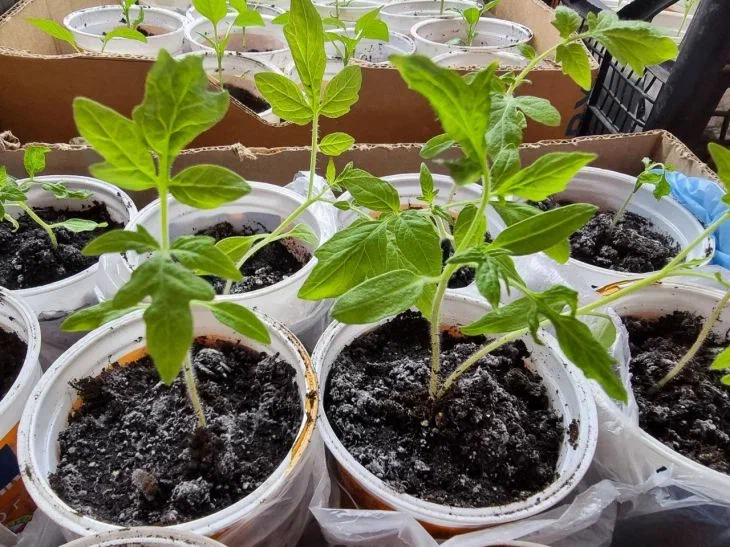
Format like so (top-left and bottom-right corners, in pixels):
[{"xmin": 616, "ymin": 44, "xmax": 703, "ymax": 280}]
[
  {"xmin": 18, "ymin": 307, "xmax": 319, "ymax": 543},
  {"xmin": 96, "ymin": 182, "xmax": 335, "ymax": 349},
  {"xmin": 185, "ymin": 15, "xmax": 291, "ymax": 72},
  {"xmin": 141, "ymin": 0, "xmax": 192, "ymax": 16},
  {"xmin": 349, "ymin": 31, "xmax": 416, "ymax": 64},
  {"xmin": 380, "ymin": 0, "xmax": 479, "ymax": 36},
  {"xmin": 175, "ymin": 50, "xmax": 283, "ymax": 122},
  {"xmin": 314, "ymin": 0, "xmax": 383, "ymax": 23},
  {"xmin": 593, "ymin": 282, "xmax": 730, "ymax": 505},
  {"xmin": 61, "ymin": 526, "xmax": 225, "ymax": 546},
  {"xmin": 432, "ymin": 49, "xmax": 529, "ymax": 67},
  {"xmin": 552, "ymin": 166, "xmax": 713, "ymax": 290},
  {"xmin": 411, "ymin": 17, "xmax": 533, "ymax": 58},
  {"xmin": 0, "ymin": 289, "xmax": 41, "ymax": 533},
  {"xmin": 185, "ymin": 2, "xmax": 283, "ymax": 21},
  {"xmin": 313, "ymin": 293, "xmax": 598, "ymax": 535},
  {"xmin": 63, "ymin": 5, "xmax": 187, "ymax": 56},
  {"xmin": 6, "ymin": 176, "xmax": 137, "ymax": 368}
]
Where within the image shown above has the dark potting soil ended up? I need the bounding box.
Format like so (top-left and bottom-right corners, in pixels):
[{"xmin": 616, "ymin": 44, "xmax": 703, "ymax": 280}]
[
  {"xmin": 195, "ymin": 221, "xmax": 311, "ymax": 295},
  {"xmin": 625, "ymin": 311, "xmax": 730, "ymax": 474},
  {"xmin": 535, "ymin": 198, "xmax": 680, "ymax": 273},
  {"xmin": 49, "ymin": 338, "xmax": 302, "ymax": 526},
  {"xmin": 0, "ymin": 327, "xmax": 27, "ymax": 400},
  {"xmin": 0, "ymin": 203, "xmax": 119, "ymax": 290},
  {"xmin": 325, "ymin": 311, "xmax": 564, "ymax": 507},
  {"xmin": 223, "ymin": 83, "xmax": 270, "ymax": 113},
  {"xmin": 442, "ymin": 232, "xmax": 493, "ymax": 289}
]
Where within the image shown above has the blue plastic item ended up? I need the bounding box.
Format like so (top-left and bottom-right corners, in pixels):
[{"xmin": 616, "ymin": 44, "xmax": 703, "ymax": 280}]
[{"xmin": 665, "ymin": 170, "xmax": 730, "ymax": 269}]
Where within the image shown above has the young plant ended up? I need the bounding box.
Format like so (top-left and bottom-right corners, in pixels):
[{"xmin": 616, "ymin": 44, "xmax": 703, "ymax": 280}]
[
  {"xmin": 0, "ymin": 146, "xmax": 107, "ymax": 249},
  {"xmin": 230, "ymin": 0, "xmax": 266, "ymax": 50},
  {"xmin": 299, "ymin": 7, "xmax": 684, "ymax": 405},
  {"xmin": 60, "ymin": 51, "xmax": 268, "ymax": 430},
  {"xmin": 324, "ymin": 8, "xmax": 389, "ymax": 66},
  {"xmin": 609, "ymin": 157, "xmax": 675, "ymax": 230},
  {"xmin": 215, "ymin": 0, "xmax": 364, "ymax": 294},
  {"xmin": 451, "ymin": 1, "xmax": 499, "ymax": 47}
]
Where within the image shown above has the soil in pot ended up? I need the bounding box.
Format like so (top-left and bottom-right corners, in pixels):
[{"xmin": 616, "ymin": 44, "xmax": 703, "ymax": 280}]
[
  {"xmin": 0, "ymin": 203, "xmax": 120, "ymax": 290},
  {"xmin": 325, "ymin": 311, "xmax": 564, "ymax": 507},
  {"xmin": 195, "ymin": 221, "xmax": 311, "ymax": 294},
  {"xmin": 624, "ymin": 311, "xmax": 730, "ymax": 473},
  {"xmin": 223, "ymin": 83, "xmax": 270, "ymax": 113},
  {"xmin": 534, "ymin": 198, "xmax": 680, "ymax": 273},
  {"xmin": 0, "ymin": 327, "xmax": 27, "ymax": 400},
  {"xmin": 49, "ymin": 337, "xmax": 302, "ymax": 526}
]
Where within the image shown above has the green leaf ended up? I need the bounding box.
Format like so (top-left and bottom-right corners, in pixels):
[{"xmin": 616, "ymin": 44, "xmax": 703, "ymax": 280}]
[
  {"xmin": 27, "ymin": 18, "xmax": 78, "ymax": 50},
  {"xmin": 555, "ymin": 42, "xmax": 592, "ymax": 90},
  {"xmin": 453, "ymin": 204, "xmax": 486, "ymax": 249},
  {"xmin": 299, "ymin": 220, "xmax": 393, "ymax": 299},
  {"xmin": 132, "ymin": 50, "xmax": 229, "ymax": 160},
  {"xmin": 272, "ymin": 12, "xmax": 289, "ymax": 25},
  {"xmin": 171, "ymin": 235, "xmax": 243, "ymax": 280},
  {"xmin": 463, "ymin": 7, "xmax": 480, "ymax": 25},
  {"xmin": 102, "ymin": 27, "xmax": 148, "ymax": 50},
  {"xmin": 23, "ymin": 145, "xmax": 50, "ymax": 179},
  {"xmin": 709, "ymin": 143, "xmax": 730, "ymax": 187},
  {"xmin": 390, "ymin": 211, "xmax": 442, "ymax": 277},
  {"xmin": 487, "ymin": 94, "xmax": 526, "ymax": 157},
  {"xmin": 490, "ymin": 203, "xmax": 597, "ymax": 256},
  {"xmin": 552, "ymin": 6, "xmax": 582, "ymax": 39},
  {"xmin": 170, "ymin": 164, "xmax": 251, "ymax": 209},
  {"xmin": 83, "ymin": 226, "xmax": 159, "ymax": 255},
  {"xmin": 711, "ymin": 346, "xmax": 730, "ymax": 370},
  {"xmin": 491, "ymin": 145, "xmax": 521, "ymax": 188},
  {"xmin": 320, "ymin": 65, "xmax": 362, "ymax": 119},
  {"xmin": 356, "ymin": 8, "xmax": 389, "ymax": 41},
  {"xmin": 40, "ymin": 181, "xmax": 92, "ymax": 200},
  {"xmin": 496, "ymin": 152, "xmax": 597, "ymax": 200},
  {"xmin": 585, "ymin": 313, "xmax": 617, "ymax": 349},
  {"xmin": 203, "ymin": 301, "xmax": 271, "ymax": 344},
  {"xmin": 233, "ymin": 9, "xmax": 266, "ymax": 28},
  {"xmin": 215, "ymin": 234, "xmax": 266, "ymax": 263},
  {"xmin": 391, "ymin": 55, "xmax": 494, "ymax": 164},
  {"xmin": 0, "ymin": 179, "xmax": 27, "ymax": 202},
  {"xmin": 443, "ymin": 156, "xmax": 483, "ymax": 186},
  {"xmin": 475, "ymin": 258, "xmax": 501, "ymax": 309},
  {"xmin": 193, "ymin": 0, "xmax": 229, "ymax": 25},
  {"xmin": 462, "ymin": 296, "xmax": 534, "ymax": 335},
  {"xmin": 518, "ymin": 43, "xmax": 537, "ymax": 60},
  {"xmin": 319, "ymin": 132, "xmax": 355, "ymax": 156},
  {"xmin": 285, "ymin": 0, "xmax": 326, "ymax": 103},
  {"xmin": 548, "ymin": 313, "xmax": 627, "ymax": 402},
  {"xmin": 515, "ymin": 96, "xmax": 561, "ymax": 127},
  {"xmin": 332, "ymin": 269, "xmax": 425, "ymax": 324},
  {"xmin": 61, "ymin": 301, "xmax": 139, "ymax": 332},
  {"xmin": 421, "ymin": 134, "xmax": 456, "ymax": 159},
  {"xmin": 144, "ymin": 297, "xmax": 193, "ymax": 384},
  {"xmin": 418, "ymin": 163, "xmax": 436, "ymax": 203},
  {"xmin": 55, "ymin": 218, "xmax": 108, "ymax": 233},
  {"xmin": 492, "ymin": 201, "xmax": 570, "ymax": 263},
  {"xmin": 73, "ymin": 98, "xmax": 157, "ymax": 191},
  {"xmin": 285, "ymin": 223, "xmax": 319, "ymax": 245},
  {"xmin": 255, "ymin": 72, "xmax": 313, "ymax": 125},
  {"xmin": 340, "ymin": 169, "xmax": 400, "ymax": 213},
  {"xmin": 721, "ymin": 374, "xmax": 730, "ymax": 386},
  {"xmin": 586, "ymin": 11, "xmax": 678, "ymax": 76},
  {"xmin": 326, "ymin": 158, "xmax": 337, "ymax": 185}
]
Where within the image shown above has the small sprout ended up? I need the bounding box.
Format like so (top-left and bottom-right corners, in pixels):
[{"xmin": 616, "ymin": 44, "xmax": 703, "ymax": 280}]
[
  {"xmin": 609, "ymin": 157, "xmax": 675, "ymax": 230},
  {"xmin": 324, "ymin": 8, "xmax": 389, "ymax": 66},
  {"xmin": 452, "ymin": 1, "xmax": 499, "ymax": 47}
]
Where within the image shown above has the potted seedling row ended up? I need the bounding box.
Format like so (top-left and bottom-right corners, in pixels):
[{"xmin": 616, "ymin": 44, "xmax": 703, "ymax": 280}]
[
  {"xmin": 18, "ymin": 49, "xmax": 321, "ymax": 544},
  {"xmin": 0, "ymin": 289, "xmax": 40, "ymax": 534},
  {"xmin": 0, "ymin": 147, "xmax": 137, "ymax": 366},
  {"xmin": 380, "ymin": 0, "xmax": 480, "ymax": 36},
  {"xmin": 61, "ymin": 526, "xmax": 226, "ymax": 546},
  {"xmin": 314, "ymin": 0, "xmax": 383, "ymax": 24}
]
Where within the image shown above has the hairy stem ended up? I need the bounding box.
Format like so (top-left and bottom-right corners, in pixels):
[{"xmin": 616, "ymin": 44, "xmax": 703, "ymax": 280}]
[
  {"xmin": 182, "ymin": 351, "xmax": 207, "ymax": 429},
  {"xmin": 656, "ymin": 288, "xmax": 730, "ymax": 390},
  {"xmin": 609, "ymin": 188, "xmax": 637, "ymax": 231},
  {"xmin": 158, "ymin": 156, "xmax": 170, "ymax": 251},
  {"xmin": 18, "ymin": 202, "xmax": 57, "ymax": 249},
  {"xmin": 308, "ymin": 112, "xmax": 320, "ymax": 200}
]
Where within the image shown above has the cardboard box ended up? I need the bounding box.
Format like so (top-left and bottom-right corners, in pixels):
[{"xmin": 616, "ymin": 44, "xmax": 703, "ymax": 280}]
[
  {"xmin": 0, "ymin": 130, "xmax": 717, "ymax": 209},
  {"xmin": 0, "ymin": 0, "xmax": 596, "ymax": 147}
]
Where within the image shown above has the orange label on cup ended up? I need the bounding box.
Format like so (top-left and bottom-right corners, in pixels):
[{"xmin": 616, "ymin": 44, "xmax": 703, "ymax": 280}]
[{"xmin": 0, "ymin": 424, "xmax": 35, "ymax": 533}]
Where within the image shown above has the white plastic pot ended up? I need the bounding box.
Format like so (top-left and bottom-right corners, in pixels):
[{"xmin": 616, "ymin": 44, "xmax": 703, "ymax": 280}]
[
  {"xmin": 314, "ymin": 0, "xmax": 382, "ymax": 23},
  {"xmin": 7, "ymin": 176, "xmax": 137, "ymax": 367},
  {"xmin": 61, "ymin": 527, "xmax": 225, "ymax": 546},
  {"xmin": 313, "ymin": 293, "xmax": 598, "ymax": 535},
  {"xmin": 592, "ymin": 282, "xmax": 730, "ymax": 504},
  {"xmin": 96, "ymin": 182, "xmax": 334, "ymax": 348},
  {"xmin": 176, "ymin": 50, "xmax": 282, "ymax": 122},
  {"xmin": 552, "ymin": 166, "xmax": 713, "ymax": 290},
  {"xmin": 18, "ymin": 306, "xmax": 318, "ymax": 542},
  {"xmin": 185, "ymin": 15, "xmax": 291, "ymax": 71},
  {"xmin": 380, "ymin": 0, "xmax": 478, "ymax": 36},
  {"xmin": 185, "ymin": 2, "xmax": 283, "ymax": 22},
  {"xmin": 0, "ymin": 289, "xmax": 41, "ymax": 533},
  {"xmin": 349, "ymin": 31, "xmax": 416, "ymax": 64},
  {"xmin": 63, "ymin": 5, "xmax": 187, "ymax": 55},
  {"xmin": 412, "ymin": 17, "xmax": 533, "ymax": 58},
  {"xmin": 433, "ymin": 48, "xmax": 529, "ymax": 67},
  {"xmin": 141, "ymin": 0, "xmax": 192, "ymax": 16}
]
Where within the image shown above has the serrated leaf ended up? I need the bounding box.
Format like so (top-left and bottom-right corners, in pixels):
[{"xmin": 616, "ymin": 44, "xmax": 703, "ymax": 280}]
[
  {"xmin": 320, "ymin": 65, "xmax": 362, "ymax": 118},
  {"xmin": 204, "ymin": 301, "xmax": 271, "ymax": 344},
  {"xmin": 488, "ymin": 94, "xmax": 526, "ymax": 157},
  {"xmin": 515, "ymin": 96, "xmax": 561, "ymax": 127},
  {"xmin": 171, "ymin": 235, "xmax": 243, "ymax": 280},
  {"xmin": 490, "ymin": 145, "xmax": 521, "ymax": 188},
  {"xmin": 83, "ymin": 226, "xmax": 159, "ymax": 255},
  {"xmin": 496, "ymin": 152, "xmax": 596, "ymax": 200},
  {"xmin": 555, "ymin": 42, "xmax": 592, "ymax": 90},
  {"xmin": 390, "ymin": 211, "xmax": 442, "ymax": 277},
  {"xmin": 255, "ymin": 72, "xmax": 313, "ymax": 125},
  {"xmin": 332, "ymin": 269, "xmax": 425, "ymax": 324},
  {"xmin": 170, "ymin": 164, "xmax": 250, "ymax": 209},
  {"xmin": 23, "ymin": 145, "xmax": 50, "ymax": 179},
  {"xmin": 319, "ymin": 132, "xmax": 355, "ymax": 156},
  {"xmin": 552, "ymin": 6, "xmax": 582, "ymax": 39},
  {"xmin": 340, "ymin": 169, "xmax": 400, "ymax": 213},
  {"xmin": 421, "ymin": 134, "xmax": 456, "ymax": 159}
]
